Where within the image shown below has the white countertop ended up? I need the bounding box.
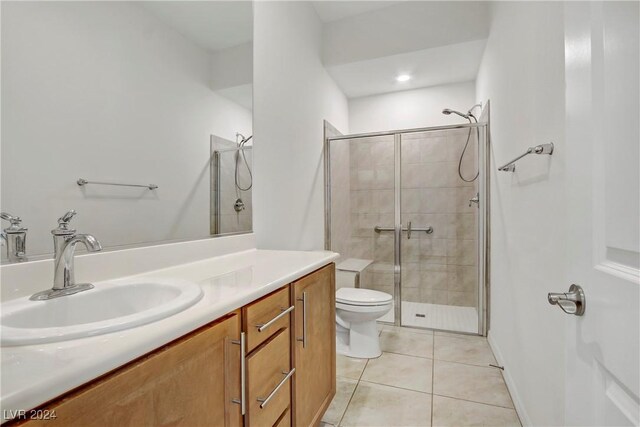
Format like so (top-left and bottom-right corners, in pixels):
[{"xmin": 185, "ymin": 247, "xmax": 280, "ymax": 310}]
[{"xmin": 0, "ymin": 248, "xmax": 338, "ymax": 415}]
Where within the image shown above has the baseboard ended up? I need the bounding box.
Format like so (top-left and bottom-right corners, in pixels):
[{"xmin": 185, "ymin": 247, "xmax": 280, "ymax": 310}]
[{"xmin": 487, "ymin": 332, "xmax": 532, "ymax": 426}]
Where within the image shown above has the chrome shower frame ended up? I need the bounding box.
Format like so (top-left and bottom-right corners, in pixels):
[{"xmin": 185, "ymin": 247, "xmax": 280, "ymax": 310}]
[{"xmin": 324, "ymin": 106, "xmax": 490, "ymax": 336}]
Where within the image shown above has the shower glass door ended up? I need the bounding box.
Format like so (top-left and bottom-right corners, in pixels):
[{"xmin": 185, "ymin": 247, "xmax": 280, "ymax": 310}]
[
  {"xmin": 326, "ymin": 120, "xmax": 488, "ymax": 335},
  {"xmin": 329, "ymin": 134, "xmax": 396, "ymax": 323},
  {"xmin": 399, "ymin": 128, "xmax": 483, "ymax": 333}
]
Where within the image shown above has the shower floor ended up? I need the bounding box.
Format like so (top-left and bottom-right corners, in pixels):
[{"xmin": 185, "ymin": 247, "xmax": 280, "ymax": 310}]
[{"xmin": 378, "ymin": 301, "xmax": 478, "ymax": 334}]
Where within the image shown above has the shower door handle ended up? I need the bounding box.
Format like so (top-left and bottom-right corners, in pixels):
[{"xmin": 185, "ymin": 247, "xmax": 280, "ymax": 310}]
[
  {"xmin": 469, "ymin": 193, "xmax": 479, "ymax": 208},
  {"xmin": 374, "ymin": 225, "xmax": 434, "ymax": 235},
  {"xmin": 407, "ymin": 221, "xmax": 412, "ymax": 239}
]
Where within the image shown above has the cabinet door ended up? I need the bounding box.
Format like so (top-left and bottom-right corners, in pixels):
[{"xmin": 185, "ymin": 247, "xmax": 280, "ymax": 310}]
[
  {"xmin": 21, "ymin": 312, "xmax": 243, "ymax": 427},
  {"xmin": 291, "ymin": 264, "xmax": 336, "ymax": 427}
]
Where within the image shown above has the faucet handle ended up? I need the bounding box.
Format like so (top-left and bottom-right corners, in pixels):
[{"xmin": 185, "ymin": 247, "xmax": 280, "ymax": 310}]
[
  {"xmin": 58, "ymin": 210, "xmax": 77, "ymax": 225},
  {"xmin": 53, "ymin": 210, "xmax": 77, "ymax": 235},
  {"xmin": 1, "ymin": 212, "xmax": 25, "ymax": 231}
]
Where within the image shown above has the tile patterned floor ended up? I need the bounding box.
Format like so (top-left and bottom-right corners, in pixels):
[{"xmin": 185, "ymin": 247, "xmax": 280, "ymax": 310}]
[{"xmin": 321, "ymin": 326, "xmax": 521, "ymax": 427}]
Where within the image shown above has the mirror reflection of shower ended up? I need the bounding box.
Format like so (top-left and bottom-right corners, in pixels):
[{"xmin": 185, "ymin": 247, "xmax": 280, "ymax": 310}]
[
  {"xmin": 442, "ymin": 104, "xmax": 482, "ymax": 182},
  {"xmin": 210, "ymin": 133, "xmax": 253, "ymax": 236},
  {"xmin": 234, "ymin": 132, "xmax": 253, "ymax": 212}
]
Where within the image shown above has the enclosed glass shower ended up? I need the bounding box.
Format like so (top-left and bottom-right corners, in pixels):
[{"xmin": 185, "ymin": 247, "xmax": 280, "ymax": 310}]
[{"xmin": 325, "ymin": 114, "xmax": 489, "ymax": 335}]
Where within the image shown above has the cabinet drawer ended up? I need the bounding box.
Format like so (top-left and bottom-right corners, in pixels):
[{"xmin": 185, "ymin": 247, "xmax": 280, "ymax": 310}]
[
  {"xmin": 274, "ymin": 407, "xmax": 291, "ymax": 427},
  {"xmin": 246, "ymin": 328, "xmax": 292, "ymax": 427},
  {"xmin": 243, "ymin": 286, "xmax": 292, "ymax": 353}
]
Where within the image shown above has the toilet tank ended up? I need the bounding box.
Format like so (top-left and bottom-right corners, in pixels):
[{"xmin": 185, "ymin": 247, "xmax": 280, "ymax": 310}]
[{"xmin": 335, "ymin": 258, "xmax": 373, "ymax": 290}]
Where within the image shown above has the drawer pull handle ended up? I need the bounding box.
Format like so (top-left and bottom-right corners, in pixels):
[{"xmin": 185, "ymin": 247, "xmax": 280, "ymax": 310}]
[
  {"xmin": 231, "ymin": 332, "xmax": 247, "ymax": 415},
  {"xmin": 257, "ymin": 368, "xmax": 296, "ymax": 409},
  {"xmin": 256, "ymin": 306, "xmax": 294, "ymax": 332},
  {"xmin": 296, "ymin": 292, "xmax": 307, "ymax": 348}
]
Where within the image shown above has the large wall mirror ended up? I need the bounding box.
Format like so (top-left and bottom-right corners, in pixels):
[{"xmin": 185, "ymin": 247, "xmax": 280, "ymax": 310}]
[{"xmin": 1, "ymin": 1, "xmax": 253, "ymax": 263}]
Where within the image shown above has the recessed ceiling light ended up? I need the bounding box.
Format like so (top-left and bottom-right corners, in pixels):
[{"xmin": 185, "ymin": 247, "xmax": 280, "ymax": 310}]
[{"xmin": 396, "ymin": 74, "xmax": 411, "ymax": 82}]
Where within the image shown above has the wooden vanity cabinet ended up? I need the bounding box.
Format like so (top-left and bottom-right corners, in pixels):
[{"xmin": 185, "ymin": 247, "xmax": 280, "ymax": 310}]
[
  {"xmin": 291, "ymin": 264, "xmax": 336, "ymax": 427},
  {"xmin": 13, "ymin": 263, "xmax": 337, "ymax": 427},
  {"xmin": 18, "ymin": 311, "xmax": 243, "ymax": 427}
]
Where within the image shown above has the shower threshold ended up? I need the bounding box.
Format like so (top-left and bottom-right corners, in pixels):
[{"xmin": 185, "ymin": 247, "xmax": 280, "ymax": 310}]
[{"xmin": 379, "ymin": 301, "xmax": 478, "ymax": 334}]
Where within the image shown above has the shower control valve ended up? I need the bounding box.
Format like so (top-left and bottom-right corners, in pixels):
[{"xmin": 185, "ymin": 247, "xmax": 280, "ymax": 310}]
[{"xmin": 234, "ymin": 198, "xmax": 246, "ymax": 212}]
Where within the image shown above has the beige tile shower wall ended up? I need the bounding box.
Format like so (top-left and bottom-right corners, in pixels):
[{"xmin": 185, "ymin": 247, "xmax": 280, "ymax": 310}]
[
  {"xmin": 345, "ymin": 130, "xmax": 478, "ymax": 307},
  {"xmin": 400, "ymin": 129, "xmax": 478, "ymax": 307}
]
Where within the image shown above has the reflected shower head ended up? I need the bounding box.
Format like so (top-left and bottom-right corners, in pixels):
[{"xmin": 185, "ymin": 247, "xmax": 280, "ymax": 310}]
[
  {"xmin": 236, "ymin": 133, "xmax": 253, "ymax": 146},
  {"xmin": 442, "ymin": 108, "xmax": 470, "ymax": 119}
]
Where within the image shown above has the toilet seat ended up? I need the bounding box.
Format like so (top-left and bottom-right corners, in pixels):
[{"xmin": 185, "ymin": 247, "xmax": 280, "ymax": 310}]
[{"xmin": 336, "ymin": 288, "xmax": 392, "ymax": 306}]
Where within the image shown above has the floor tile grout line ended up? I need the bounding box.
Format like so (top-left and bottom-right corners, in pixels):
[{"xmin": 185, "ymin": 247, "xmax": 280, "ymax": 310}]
[
  {"xmin": 379, "ymin": 350, "xmax": 434, "ymax": 360},
  {"xmin": 336, "ymin": 380, "xmax": 359, "ymax": 427},
  {"xmin": 380, "ymin": 349, "xmax": 496, "ymax": 368},
  {"xmin": 358, "ymin": 378, "xmax": 433, "ymax": 395},
  {"xmin": 431, "ymin": 330, "xmax": 436, "ymax": 426},
  {"xmin": 432, "ymin": 357, "xmax": 500, "ymax": 370},
  {"xmin": 357, "ymin": 358, "xmax": 369, "ymax": 381},
  {"xmin": 337, "ymin": 359, "xmax": 369, "ymax": 427},
  {"xmin": 431, "ymin": 392, "xmax": 517, "ymax": 410}
]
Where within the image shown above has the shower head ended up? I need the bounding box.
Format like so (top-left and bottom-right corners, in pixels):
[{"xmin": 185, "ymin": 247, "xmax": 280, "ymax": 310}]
[
  {"xmin": 442, "ymin": 108, "xmax": 470, "ymax": 119},
  {"xmin": 236, "ymin": 133, "xmax": 253, "ymax": 146}
]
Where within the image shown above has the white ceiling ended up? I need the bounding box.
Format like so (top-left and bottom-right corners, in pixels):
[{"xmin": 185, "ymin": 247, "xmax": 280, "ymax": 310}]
[
  {"xmin": 326, "ymin": 39, "xmax": 486, "ymax": 98},
  {"xmin": 138, "ymin": 1, "xmax": 490, "ymax": 101},
  {"xmin": 312, "ymin": 1, "xmax": 400, "ymax": 23},
  {"xmin": 319, "ymin": 1, "xmax": 490, "ymax": 98},
  {"xmin": 139, "ymin": 1, "xmax": 252, "ymax": 53}
]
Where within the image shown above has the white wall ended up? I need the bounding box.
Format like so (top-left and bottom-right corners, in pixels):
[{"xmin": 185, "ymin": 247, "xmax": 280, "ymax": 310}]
[
  {"xmin": 475, "ymin": 2, "xmax": 566, "ymax": 425},
  {"xmin": 349, "ymin": 81, "xmax": 476, "ymax": 134},
  {"xmin": 0, "ymin": 2, "xmax": 252, "ymax": 258},
  {"xmin": 253, "ymin": 1, "xmax": 348, "ymax": 250}
]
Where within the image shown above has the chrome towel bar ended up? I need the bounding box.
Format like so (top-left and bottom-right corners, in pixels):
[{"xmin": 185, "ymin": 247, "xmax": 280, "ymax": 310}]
[
  {"xmin": 77, "ymin": 178, "xmax": 158, "ymax": 190},
  {"xmin": 498, "ymin": 142, "xmax": 554, "ymax": 172}
]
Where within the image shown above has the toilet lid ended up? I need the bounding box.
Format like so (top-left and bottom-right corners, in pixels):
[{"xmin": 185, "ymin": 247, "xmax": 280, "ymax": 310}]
[{"xmin": 336, "ymin": 288, "xmax": 393, "ymax": 306}]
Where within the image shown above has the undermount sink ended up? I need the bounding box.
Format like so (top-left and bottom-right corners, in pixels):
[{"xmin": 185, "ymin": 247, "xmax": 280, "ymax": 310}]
[{"xmin": 1, "ymin": 279, "xmax": 203, "ymax": 346}]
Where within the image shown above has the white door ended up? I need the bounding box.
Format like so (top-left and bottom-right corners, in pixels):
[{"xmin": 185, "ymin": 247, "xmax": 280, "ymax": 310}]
[{"xmin": 563, "ymin": 2, "xmax": 640, "ymax": 425}]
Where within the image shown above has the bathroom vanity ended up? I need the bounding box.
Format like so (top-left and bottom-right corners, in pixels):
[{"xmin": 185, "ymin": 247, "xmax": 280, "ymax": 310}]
[{"xmin": 0, "ymin": 247, "xmax": 337, "ymax": 427}]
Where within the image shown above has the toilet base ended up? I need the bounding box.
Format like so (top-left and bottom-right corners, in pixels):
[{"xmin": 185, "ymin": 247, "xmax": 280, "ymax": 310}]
[{"xmin": 336, "ymin": 320, "xmax": 382, "ymax": 359}]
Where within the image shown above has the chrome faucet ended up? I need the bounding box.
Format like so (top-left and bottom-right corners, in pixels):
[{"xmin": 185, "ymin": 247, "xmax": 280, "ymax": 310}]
[
  {"xmin": 30, "ymin": 210, "xmax": 102, "ymax": 301},
  {"xmin": 1, "ymin": 212, "xmax": 28, "ymax": 262}
]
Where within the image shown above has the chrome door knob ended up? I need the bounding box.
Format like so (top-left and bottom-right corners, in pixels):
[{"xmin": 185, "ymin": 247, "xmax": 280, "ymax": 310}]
[{"xmin": 548, "ymin": 284, "xmax": 585, "ymax": 316}]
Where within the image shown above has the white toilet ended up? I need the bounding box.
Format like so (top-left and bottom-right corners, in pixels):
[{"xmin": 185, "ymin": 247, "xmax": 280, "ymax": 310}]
[{"xmin": 335, "ymin": 259, "xmax": 393, "ymax": 359}]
